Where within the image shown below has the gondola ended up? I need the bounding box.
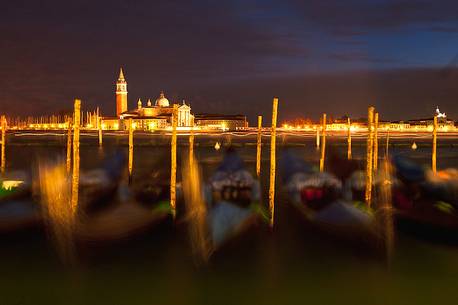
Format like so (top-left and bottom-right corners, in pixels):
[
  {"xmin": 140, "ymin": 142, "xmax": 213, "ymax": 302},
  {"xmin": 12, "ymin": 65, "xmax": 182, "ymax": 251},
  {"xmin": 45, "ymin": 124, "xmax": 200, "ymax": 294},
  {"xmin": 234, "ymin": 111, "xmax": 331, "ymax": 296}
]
[
  {"xmin": 391, "ymin": 155, "xmax": 458, "ymax": 243},
  {"xmin": 75, "ymin": 167, "xmax": 173, "ymax": 243},
  {"xmin": 205, "ymin": 148, "xmax": 266, "ymax": 249},
  {"xmin": 0, "ymin": 198, "xmax": 42, "ymax": 233},
  {"xmin": 77, "ymin": 152, "xmax": 127, "ymax": 214},
  {"xmin": 195, "ymin": 148, "xmax": 267, "ymax": 255},
  {"xmin": 280, "ymin": 152, "xmax": 378, "ymax": 247},
  {"xmin": 0, "ymin": 172, "xmax": 42, "ymax": 233},
  {"xmin": 0, "ymin": 153, "xmax": 127, "ymax": 234}
]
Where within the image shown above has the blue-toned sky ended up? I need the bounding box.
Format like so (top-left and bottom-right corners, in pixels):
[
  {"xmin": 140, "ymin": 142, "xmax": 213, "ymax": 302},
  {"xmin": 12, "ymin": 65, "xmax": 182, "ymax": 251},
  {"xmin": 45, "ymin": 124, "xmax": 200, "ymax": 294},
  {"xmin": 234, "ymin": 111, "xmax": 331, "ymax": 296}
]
[{"xmin": 1, "ymin": 0, "xmax": 457, "ymax": 122}]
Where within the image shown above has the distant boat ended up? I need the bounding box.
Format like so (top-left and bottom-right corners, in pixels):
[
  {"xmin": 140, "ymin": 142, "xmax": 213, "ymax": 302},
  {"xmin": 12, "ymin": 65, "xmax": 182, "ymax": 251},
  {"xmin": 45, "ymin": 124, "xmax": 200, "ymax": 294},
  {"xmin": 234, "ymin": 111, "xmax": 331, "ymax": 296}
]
[{"xmin": 411, "ymin": 142, "xmax": 417, "ymax": 150}]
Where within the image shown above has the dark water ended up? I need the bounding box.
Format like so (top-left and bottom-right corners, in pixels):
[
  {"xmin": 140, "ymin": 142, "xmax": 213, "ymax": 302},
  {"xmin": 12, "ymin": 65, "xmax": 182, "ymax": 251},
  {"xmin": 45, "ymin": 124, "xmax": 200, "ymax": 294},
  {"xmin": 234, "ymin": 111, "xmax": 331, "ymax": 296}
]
[{"xmin": 1, "ymin": 131, "xmax": 458, "ymax": 305}]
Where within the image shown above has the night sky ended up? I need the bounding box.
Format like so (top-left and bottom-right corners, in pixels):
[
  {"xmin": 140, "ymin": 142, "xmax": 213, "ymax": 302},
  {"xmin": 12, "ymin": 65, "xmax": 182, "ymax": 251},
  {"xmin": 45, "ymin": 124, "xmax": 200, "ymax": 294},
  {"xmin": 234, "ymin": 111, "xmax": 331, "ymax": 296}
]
[{"xmin": 1, "ymin": 0, "xmax": 457, "ymax": 123}]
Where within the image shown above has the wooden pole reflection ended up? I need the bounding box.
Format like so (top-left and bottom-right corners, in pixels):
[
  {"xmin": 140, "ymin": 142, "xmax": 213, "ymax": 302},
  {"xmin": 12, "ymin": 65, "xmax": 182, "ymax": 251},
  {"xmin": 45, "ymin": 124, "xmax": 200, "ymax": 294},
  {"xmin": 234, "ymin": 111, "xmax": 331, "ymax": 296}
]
[{"xmin": 380, "ymin": 158, "xmax": 394, "ymax": 266}]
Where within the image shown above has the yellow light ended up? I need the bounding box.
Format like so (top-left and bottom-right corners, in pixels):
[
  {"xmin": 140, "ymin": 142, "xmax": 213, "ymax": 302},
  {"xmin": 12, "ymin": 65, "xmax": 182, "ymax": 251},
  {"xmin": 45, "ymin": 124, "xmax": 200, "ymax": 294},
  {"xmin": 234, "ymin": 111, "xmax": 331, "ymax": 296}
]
[{"xmin": 2, "ymin": 180, "xmax": 23, "ymax": 190}]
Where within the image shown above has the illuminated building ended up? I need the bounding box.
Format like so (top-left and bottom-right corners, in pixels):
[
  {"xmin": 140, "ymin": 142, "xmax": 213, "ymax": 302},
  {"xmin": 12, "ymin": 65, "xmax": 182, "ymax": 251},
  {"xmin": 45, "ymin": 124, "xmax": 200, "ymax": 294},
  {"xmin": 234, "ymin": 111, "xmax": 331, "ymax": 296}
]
[
  {"xmin": 107, "ymin": 68, "xmax": 194, "ymax": 130},
  {"xmin": 194, "ymin": 114, "xmax": 248, "ymax": 130},
  {"xmin": 436, "ymin": 106, "xmax": 446, "ymax": 118},
  {"xmin": 278, "ymin": 107, "xmax": 455, "ymax": 132},
  {"xmin": 120, "ymin": 93, "xmax": 194, "ymax": 130},
  {"xmin": 394, "ymin": 107, "xmax": 454, "ymax": 131},
  {"xmin": 103, "ymin": 68, "xmax": 247, "ymax": 131}
]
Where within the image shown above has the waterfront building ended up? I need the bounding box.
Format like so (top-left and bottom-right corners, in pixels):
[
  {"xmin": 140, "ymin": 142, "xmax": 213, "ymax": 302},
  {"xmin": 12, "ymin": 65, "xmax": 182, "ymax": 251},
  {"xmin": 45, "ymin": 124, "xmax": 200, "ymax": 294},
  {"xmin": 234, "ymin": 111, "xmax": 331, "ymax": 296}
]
[
  {"xmin": 194, "ymin": 114, "xmax": 248, "ymax": 130},
  {"xmin": 120, "ymin": 93, "xmax": 194, "ymax": 130},
  {"xmin": 400, "ymin": 107, "xmax": 454, "ymax": 131},
  {"xmin": 280, "ymin": 107, "xmax": 455, "ymax": 132},
  {"xmin": 109, "ymin": 68, "xmax": 194, "ymax": 130}
]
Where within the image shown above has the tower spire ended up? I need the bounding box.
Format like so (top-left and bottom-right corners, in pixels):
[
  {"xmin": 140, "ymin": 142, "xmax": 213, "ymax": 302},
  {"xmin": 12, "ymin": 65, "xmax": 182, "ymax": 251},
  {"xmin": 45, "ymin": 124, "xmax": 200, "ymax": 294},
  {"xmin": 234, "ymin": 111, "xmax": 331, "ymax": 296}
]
[
  {"xmin": 118, "ymin": 67, "xmax": 125, "ymax": 81},
  {"xmin": 116, "ymin": 68, "xmax": 128, "ymax": 116}
]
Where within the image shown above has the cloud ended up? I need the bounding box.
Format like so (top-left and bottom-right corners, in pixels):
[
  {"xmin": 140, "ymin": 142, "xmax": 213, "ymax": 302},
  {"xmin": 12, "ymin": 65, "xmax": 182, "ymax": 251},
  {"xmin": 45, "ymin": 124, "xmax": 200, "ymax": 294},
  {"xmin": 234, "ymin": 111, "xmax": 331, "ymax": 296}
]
[
  {"xmin": 327, "ymin": 52, "xmax": 401, "ymax": 64},
  {"xmin": 287, "ymin": 0, "xmax": 458, "ymax": 31},
  {"xmin": 428, "ymin": 25, "xmax": 458, "ymax": 33}
]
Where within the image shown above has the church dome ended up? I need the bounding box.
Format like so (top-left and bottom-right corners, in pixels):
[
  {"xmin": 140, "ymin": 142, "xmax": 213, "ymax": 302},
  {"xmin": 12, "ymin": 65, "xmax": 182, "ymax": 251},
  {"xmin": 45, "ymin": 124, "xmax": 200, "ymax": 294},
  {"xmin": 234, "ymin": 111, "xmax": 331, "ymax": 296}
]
[{"xmin": 155, "ymin": 91, "xmax": 170, "ymax": 107}]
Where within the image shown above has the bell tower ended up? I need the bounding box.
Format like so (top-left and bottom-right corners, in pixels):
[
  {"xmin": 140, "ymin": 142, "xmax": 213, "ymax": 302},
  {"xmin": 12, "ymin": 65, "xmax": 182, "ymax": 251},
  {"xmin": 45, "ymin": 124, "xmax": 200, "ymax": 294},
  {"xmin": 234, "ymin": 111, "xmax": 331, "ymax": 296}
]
[{"xmin": 116, "ymin": 68, "xmax": 128, "ymax": 116}]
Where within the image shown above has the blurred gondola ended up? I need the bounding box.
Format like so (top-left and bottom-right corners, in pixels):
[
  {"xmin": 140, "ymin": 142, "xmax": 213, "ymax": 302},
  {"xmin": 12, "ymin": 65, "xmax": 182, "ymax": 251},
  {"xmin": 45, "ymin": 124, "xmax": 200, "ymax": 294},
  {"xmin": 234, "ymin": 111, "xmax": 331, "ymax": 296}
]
[{"xmin": 391, "ymin": 155, "xmax": 458, "ymax": 244}]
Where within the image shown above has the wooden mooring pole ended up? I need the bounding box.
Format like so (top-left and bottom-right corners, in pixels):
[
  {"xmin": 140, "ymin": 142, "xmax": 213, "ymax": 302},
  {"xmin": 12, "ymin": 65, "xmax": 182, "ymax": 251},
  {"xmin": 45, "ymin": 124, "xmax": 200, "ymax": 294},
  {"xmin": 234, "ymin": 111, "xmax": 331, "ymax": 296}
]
[
  {"xmin": 365, "ymin": 106, "xmax": 375, "ymax": 205},
  {"xmin": 170, "ymin": 104, "xmax": 178, "ymax": 218},
  {"xmin": 432, "ymin": 115, "xmax": 438, "ymax": 174},
  {"xmin": 71, "ymin": 99, "xmax": 81, "ymax": 214},
  {"xmin": 1, "ymin": 116, "xmax": 7, "ymax": 174},
  {"xmin": 256, "ymin": 115, "xmax": 262, "ymax": 177},
  {"xmin": 319, "ymin": 113, "xmax": 327, "ymax": 172},
  {"xmin": 269, "ymin": 98, "xmax": 278, "ymax": 228},
  {"xmin": 347, "ymin": 117, "xmax": 352, "ymax": 160}
]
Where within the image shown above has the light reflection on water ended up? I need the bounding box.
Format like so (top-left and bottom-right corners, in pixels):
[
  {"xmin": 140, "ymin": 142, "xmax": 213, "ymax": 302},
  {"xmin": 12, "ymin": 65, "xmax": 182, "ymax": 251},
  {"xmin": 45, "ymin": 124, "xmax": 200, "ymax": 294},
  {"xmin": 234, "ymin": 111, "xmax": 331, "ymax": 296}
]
[
  {"xmin": 182, "ymin": 152, "xmax": 212, "ymax": 262},
  {"xmin": 38, "ymin": 159, "xmax": 76, "ymax": 265},
  {"xmin": 377, "ymin": 158, "xmax": 395, "ymax": 266}
]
